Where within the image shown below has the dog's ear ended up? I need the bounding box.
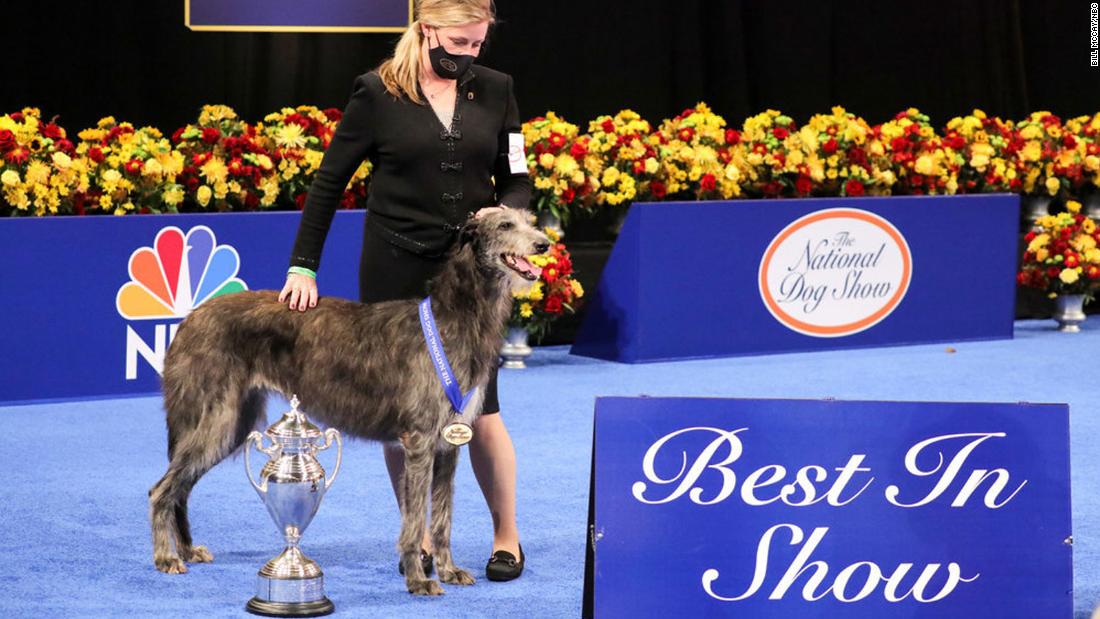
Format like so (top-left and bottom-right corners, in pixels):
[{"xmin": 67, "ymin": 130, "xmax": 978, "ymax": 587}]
[{"xmin": 459, "ymin": 215, "xmax": 479, "ymax": 247}]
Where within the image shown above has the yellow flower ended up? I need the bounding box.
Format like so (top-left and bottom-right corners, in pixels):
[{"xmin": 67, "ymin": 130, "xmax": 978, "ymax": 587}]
[
  {"xmin": 528, "ymin": 281, "xmax": 544, "ymax": 302},
  {"xmin": 200, "ymin": 158, "xmax": 228, "ymax": 184},
  {"xmin": 644, "ymin": 157, "xmax": 659, "ymax": 175},
  {"xmin": 196, "ymin": 185, "xmax": 213, "ymax": 207},
  {"xmin": 519, "ymin": 303, "xmax": 533, "ymax": 318},
  {"xmin": 601, "ymin": 166, "xmax": 620, "ymax": 186},
  {"xmin": 0, "ymin": 170, "xmax": 19, "ymax": 187},
  {"xmin": 538, "ymin": 153, "xmax": 555, "ymax": 169},
  {"xmin": 914, "ymin": 155, "xmax": 935, "ymax": 176},
  {"xmin": 1059, "ymin": 268, "xmax": 1080, "ymax": 285},
  {"xmin": 570, "ymin": 280, "xmax": 584, "ymax": 298},
  {"xmin": 544, "ymin": 226, "xmax": 561, "ymax": 242},
  {"xmin": 163, "ymin": 186, "xmax": 184, "ymax": 206},
  {"xmin": 25, "ymin": 161, "xmax": 50, "ymax": 185},
  {"xmin": 1045, "ymin": 177, "xmax": 1060, "ymax": 196},
  {"xmin": 142, "ymin": 158, "xmax": 163, "ymax": 178},
  {"xmin": 1021, "ymin": 141, "xmax": 1041, "ymax": 162},
  {"xmin": 1084, "ymin": 218, "xmax": 1097, "ymax": 234},
  {"xmin": 275, "ymin": 123, "xmax": 307, "ymax": 149}
]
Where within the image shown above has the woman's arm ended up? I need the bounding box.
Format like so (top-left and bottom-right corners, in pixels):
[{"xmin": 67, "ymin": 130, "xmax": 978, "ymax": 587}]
[
  {"xmin": 288, "ymin": 73, "xmax": 377, "ymax": 271},
  {"xmin": 493, "ymin": 74, "xmax": 533, "ymax": 211}
]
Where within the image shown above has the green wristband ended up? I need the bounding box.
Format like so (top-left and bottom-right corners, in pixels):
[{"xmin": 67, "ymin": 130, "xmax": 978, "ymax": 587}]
[{"xmin": 287, "ymin": 266, "xmax": 317, "ymax": 279}]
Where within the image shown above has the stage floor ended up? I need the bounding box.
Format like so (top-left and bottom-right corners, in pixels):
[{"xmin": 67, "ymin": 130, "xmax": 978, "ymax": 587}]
[{"xmin": 1, "ymin": 319, "xmax": 1098, "ymax": 618}]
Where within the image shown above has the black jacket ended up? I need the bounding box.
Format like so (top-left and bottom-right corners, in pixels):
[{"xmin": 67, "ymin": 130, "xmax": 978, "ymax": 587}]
[{"xmin": 289, "ymin": 65, "xmax": 533, "ymax": 269}]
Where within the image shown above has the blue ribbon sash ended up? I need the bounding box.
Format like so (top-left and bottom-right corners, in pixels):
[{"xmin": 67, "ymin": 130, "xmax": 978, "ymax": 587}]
[{"xmin": 419, "ymin": 296, "xmax": 478, "ymax": 415}]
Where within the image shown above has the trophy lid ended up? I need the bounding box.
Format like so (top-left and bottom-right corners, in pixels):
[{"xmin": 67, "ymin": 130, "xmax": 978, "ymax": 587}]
[{"xmin": 267, "ymin": 395, "xmax": 323, "ymax": 439}]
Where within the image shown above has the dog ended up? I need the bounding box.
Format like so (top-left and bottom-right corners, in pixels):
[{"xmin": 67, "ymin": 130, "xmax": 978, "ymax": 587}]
[{"xmin": 148, "ymin": 206, "xmax": 549, "ymax": 595}]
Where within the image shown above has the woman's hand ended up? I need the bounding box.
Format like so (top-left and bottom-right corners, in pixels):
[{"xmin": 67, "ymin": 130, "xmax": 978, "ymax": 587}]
[
  {"xmin": 279, "ymin": 273, "xmax": 318, "ymax": 312},
  {"xmin": 474, "ymin": 205, "xmax": 504, "ymax": 219}
]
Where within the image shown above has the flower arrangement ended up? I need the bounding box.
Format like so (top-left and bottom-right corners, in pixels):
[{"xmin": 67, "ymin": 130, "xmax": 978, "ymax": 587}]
[
  {"xmin": 74, "ymin": 117, "xmax": 185, "ymax": 215},
  {"xmin": 941, "ymin": 110, "xmax": 1017, "ymax": 194},
  {"xmin": 736, "ymin": 109, "xmax": 803, "ymax": 198},
  {"xmin": 510, "ymin": 226, "xmax": 584, "ymax": 342},
  {"xmin": 585, "ymin": 110, "xmax": 661, "ymax": 204},
  {"xmin": 0, "ymin": 108, "xmax": 87, "ymax": 216},
  {"xmin": 796, "ymin": 106, "xmax": 876, "ymax": 197},
  {"xmin": 656, "ymin": 103, "xmax": 742, "ymax": 200},
  {"xmin": 522, "ymin": 112, "xmax": 597, "ymax": 224},
  {"xmin": 257, "ymin": 105, "xmax": 370, "ymax": 210},
  {"xmin": 1011, "ymin": 111, "xmax": 1065, "ymax": 198},
  {"xmin": 869, "ymin": 108, "xmax": 959, "ymax": 195},
  {"xmin": 1018, "ymin": 200, "xmax": 1100, "ymax": 300},
  {"xmin": 1061, "ymin": 113, "xmax": 1100, "ymax": 199},
  {"xmin": 172, "ymin": 105, "xmax": 279, "ymax": 211}
]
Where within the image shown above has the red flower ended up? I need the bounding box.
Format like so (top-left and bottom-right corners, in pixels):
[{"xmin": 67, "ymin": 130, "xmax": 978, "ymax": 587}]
[
  {"xmin": 562, "ymin": 187, "xmax": 576, "ymax": 204},
  {"xmin": 1016, "ymin": 271, "xmax": 1029, "ymax": 286},
  {"xmin": 1063, "ymin": 134, "xmax": 1077, "ymax": 148},
  {"xmin": 678, "ymin": 127, "xmax": 694, "ymax": 143},
  {"xmin": 544, "ymin": 295, "xmax": 564, "ymax": 314},
  {"xmin": 1047, "ymin": 266, "xmax": 1061, "ymax": 278},
  {"xmin": 185, "ymin": 176, "xmax": 199, "ymax": 191},
  {"xmin": 795, "ymin": 174, "xmax": 813, "ymax": 196},
  {"xmin": 650, "ymin": 180, "xmax": 667, "ymax": 200},
  {"xmin": 1089, "ymin": 266, "xmax": 1100, "ymax": 279},
  {"xmin": 823, "ymin": 138, "xmax": 838, "ymax": 155},
  {"xmin": 42, "ymin": 123, "xmax": 64, "ymax": 140},
  {"xmin": 0, "ymin": 129, "xmax": 15, "ymax": 152},
  {"xmin": 725, "ymin": 129, "xmax": 741, "ymax": 145},
  {"xmin": 633, "ymin": 160, "xmax": 645, "ymax": 175},
  {"xmin": 700, "ymin": 173, "xmax": 717, "ymax": 192},
  {"xmin": 201, "ymin": 127, "xmax": 221, "ymax": 144},
  {"xmin": 601, "ymin": 119, "xmax": 615, "ymax": 133},
  {"xmin": 295, "ymin": 193, "xmax": 307, "ymax": 210},
  {"xmin": 323, "ymin": 108, "xmax": 343, "ymax": 123},
  {"xmin": 88, "ymin": 146, "xmax": 105, "ymax": 163},
  {"xmin": 844, "ymin": 179, "xmax": 865, "ymax": 197},
  {"xmin": 245, "ymin": 192, "xmax": 260, "ymax": 210},
  {"xmin": 570, "ymin": 141, "xmax": 588, "ymax": 159},
  {"xmin": 56, "ymin": 138, "xmax": 75, "ymax": 155},
  {"xmin": 10, "ymin": 112, "xmax": 23, "ymax": 122},
  {"xmin": 1065, "ymin": 255, "xmax": 1080, "ymax": 268},
  {"xmin": 171, "ymin": 127, "xmax": 185, "ymax": 143},
  {"xmin": 772, "ymin": 127, "xmax": 789, "ymax": 140},
  {"xmin": 125, "ymin": 159, "xmax": 143, "ymax": 175},
  {"xmin": 548, "ymin": 132, "xmax": 566, "ymax": 151}
]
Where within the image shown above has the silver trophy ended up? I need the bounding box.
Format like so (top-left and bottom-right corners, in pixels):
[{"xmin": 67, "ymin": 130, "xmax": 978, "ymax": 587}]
[{"xmin": 245, "ymin": 395, "xmax": 342, "ymax": 617}]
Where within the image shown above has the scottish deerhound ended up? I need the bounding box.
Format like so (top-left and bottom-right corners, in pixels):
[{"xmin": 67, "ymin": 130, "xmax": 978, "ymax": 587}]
[{"xmin": 148, "ymin": 207, "xmax": 549, "ymax": 595}]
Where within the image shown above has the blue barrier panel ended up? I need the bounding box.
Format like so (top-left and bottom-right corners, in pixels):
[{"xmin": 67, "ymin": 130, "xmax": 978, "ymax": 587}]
[
  {"xmin": 571, "ymin": 194, "xmax": 1020, "ymax": 362},
  {"xmin": 585, "ymin": 397, "xmax": 1071, "ymax": 618},
  {"xmin": 186, "ymin": 0, "xmax": 410, "ymax": 31},
  {"xmin": 0, "ymin": 211, "xmax": 366, "ymax": 404}
]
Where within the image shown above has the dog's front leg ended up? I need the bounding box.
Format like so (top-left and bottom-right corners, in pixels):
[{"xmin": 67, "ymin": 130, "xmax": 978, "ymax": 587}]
[
  {"xmin": 431, "ymin": 446, "xmax": 475, "ymax": 585},
  {"xmin": 399, "ymin": 431, "xmax": 444, "ymax": 596}
]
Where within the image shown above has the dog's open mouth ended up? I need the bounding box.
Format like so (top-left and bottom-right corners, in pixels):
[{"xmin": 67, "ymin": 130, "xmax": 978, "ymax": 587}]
[{"xmin": 502, "ymin": 254, "xmax": 542, "ymax": 281}]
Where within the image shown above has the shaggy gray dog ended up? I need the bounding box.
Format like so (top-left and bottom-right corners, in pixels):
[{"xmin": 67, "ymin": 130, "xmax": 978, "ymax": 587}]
[{"xmin": 148, "ymin": 207, "xmax": 549, "ymax": 595}]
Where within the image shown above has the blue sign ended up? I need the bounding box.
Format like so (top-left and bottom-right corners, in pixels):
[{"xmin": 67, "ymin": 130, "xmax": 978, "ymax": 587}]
[
  {"xmin": 186, "ymin": 0, "xmax": 411, "ymax": 32},
  {"xmin": 585, "ymin": 397, "xmax": 1071, "ymax": 618},
  {"xmin": 571, "ymin": 194, "xmax": 1020, "ymax": 362},
  {"xmin": 0, "ymin": 211, "xmax": 365, "ymax": 404}
]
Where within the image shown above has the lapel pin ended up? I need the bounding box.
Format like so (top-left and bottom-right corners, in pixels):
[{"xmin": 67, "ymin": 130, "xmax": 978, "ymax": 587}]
[{"xmin": 468, "ymin": 92, "xmax": 474, "ymax": 100}]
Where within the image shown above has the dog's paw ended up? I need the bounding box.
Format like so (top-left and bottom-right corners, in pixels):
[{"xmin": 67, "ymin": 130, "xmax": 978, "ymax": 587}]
[
  {"xmin": 154, "ymin": 555, "xmax": 188, "ymax": 574},
  {"xmin": 182, "ymin": 545, "xmax": 214, "ymax": 563},
  {"xmin": 438, "ymin": 567, "xmax": 475, "ymax": 586},
  {"xmin": 407, "ymin": 578, "xmax": 445, "ymax": 596}
]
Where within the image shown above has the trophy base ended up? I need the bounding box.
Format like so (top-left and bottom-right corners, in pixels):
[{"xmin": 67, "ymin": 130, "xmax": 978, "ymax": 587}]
[{"xmin": 246, "ymin": 597, "xmax": 334, "ymax": 617}]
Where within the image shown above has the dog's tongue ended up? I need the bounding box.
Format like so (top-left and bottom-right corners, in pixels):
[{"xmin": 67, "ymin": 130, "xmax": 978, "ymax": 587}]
[{"xmin": 517, "ymin": 256, "xmax": 542, "ymax": 278}]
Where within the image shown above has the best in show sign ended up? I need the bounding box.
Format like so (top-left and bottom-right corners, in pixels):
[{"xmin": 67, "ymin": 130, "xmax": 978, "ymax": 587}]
[
  {"xmin": 584, "ymin": 397, "xmax": 1071, "ymax": 618},
  {"xmin": 571, "ymin": 194, "xmax": 1019, "ymax": 362}
]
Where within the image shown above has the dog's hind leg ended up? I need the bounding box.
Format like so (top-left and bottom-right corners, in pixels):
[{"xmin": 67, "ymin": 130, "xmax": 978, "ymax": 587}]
[
  {"xmin": 399, "ymin": 431, "xmax": 445, "ymax": 595},
  {"xmin": 430, "ymin": 446, "xmax": 475, "ymax": 586},
  {"xmin": 150, "ymin": 387, "xmax": 264, "ymax": 573}
]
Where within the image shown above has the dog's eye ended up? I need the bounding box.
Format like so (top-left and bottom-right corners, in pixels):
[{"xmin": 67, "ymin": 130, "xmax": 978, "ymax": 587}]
[{"xmin": 498, "ymin": 222, "xmax": 514, "ymax": 230}]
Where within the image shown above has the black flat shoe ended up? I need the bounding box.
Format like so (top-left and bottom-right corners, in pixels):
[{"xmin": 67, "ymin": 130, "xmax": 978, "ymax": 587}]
[
  {"xmin": 397, "ymin": 550, "xmax": 434, "ymax": 576},
  {"xmin": 486, "ymin": 544, "xmax": 524, "ymax": 582}
]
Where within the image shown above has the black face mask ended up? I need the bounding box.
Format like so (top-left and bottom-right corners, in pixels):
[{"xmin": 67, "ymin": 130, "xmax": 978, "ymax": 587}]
[{"xmin": 427, "ymin": 31, "xmax": 476, "ymax": 80}]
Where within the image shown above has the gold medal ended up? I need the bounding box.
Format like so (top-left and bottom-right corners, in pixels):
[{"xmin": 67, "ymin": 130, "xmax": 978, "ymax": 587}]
[{"xmin": 441, "ymin": 422, "xmax": 474, "ymax": 446}]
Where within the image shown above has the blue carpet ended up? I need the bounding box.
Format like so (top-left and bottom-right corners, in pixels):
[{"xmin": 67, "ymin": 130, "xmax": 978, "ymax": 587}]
[{"xmin": 2, "ymin": 319, "xmax": 1099, "ymax": 618}]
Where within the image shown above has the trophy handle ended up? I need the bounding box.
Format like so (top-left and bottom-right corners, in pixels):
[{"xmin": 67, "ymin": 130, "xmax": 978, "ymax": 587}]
[
  {"xmin": 317, "ymin": 428, "xmax": 342, "ymax": 490},
  {"xmin": 245, "ymin": 431, "xmax": 279, "ymax": 494}
]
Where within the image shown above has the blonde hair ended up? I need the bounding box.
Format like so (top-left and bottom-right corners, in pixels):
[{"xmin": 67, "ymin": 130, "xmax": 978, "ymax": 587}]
[{"xmin": 377, "ymin": 0, "xmax": 496, "ymax": 104}]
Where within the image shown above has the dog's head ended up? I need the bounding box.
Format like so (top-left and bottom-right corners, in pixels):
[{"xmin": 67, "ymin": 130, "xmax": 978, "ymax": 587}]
[{"xmin": 460, "ymin": 207, "xmax": 551, "ymax": 289}]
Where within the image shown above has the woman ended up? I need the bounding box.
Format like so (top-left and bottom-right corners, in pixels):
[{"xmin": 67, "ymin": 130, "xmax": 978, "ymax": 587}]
[{"xmin": 278, "ymin": 0, "xmax": 530, "ymax": 582}]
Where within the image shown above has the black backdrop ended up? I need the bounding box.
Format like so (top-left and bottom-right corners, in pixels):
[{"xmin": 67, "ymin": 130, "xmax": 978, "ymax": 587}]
[{"xmin": 3, "ymin": 1, "xmax": 1099, "ymax": 134}]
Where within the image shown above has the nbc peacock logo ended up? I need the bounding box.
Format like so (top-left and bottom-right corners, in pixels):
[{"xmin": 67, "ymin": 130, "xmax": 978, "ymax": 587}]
[{"xmin": 117, "ymin": 225, "xmax": 247, "ymax": 379}]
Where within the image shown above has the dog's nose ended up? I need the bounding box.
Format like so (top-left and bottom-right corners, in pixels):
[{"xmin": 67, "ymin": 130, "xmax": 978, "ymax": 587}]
[{"xmin": 534, "ymin": 242, "xmax": 550, "ymax": 254}]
